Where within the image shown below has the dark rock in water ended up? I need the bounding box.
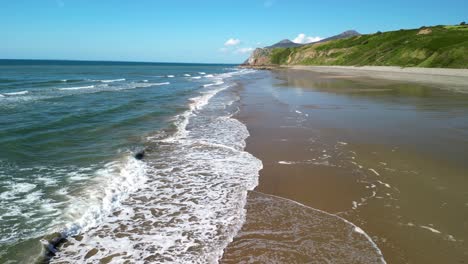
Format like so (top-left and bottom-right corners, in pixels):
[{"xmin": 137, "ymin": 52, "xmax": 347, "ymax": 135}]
[
  {"xmin": 134, "ymin": 150, "xmax": 145, "ymax": 160},
  {"xmin": 42, "ymin": 232, "xmax": 68, "ymax": 261}
]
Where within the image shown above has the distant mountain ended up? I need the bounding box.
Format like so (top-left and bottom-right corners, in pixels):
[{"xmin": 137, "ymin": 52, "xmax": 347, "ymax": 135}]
[
  {"xmin": 266, "ymin": 39, "xmax": 304, "ymax": 48},
  {"xmin": 265, "ymin": 31, "xmax": 361, "ymax": 48},
  {"xmin": 317, "ymin": 30, "xmax": 361, "ymax": 43},
  {"xmin": 243, "ymin": 30, "xmax": 362, "ymax": 66}
]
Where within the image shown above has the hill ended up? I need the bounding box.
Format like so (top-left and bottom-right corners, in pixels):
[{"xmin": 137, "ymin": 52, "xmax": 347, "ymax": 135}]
[
  {"xmin": 244, "ymin": 30, "xmax": 360, "ymax": 65},
  {"xmin": 244, "ymin": 25, "xmax": 468, "ymax": 68}
]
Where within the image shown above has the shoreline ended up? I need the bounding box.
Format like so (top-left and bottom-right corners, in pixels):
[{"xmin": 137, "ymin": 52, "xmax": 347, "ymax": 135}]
[{"xmin": 243, "ymin": 65, "xmax": 468, "ymax": 91}]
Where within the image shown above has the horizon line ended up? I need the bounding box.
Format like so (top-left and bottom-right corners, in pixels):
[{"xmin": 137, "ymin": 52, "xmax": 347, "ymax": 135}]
[{"xmin": 0, "ymin": 58, "xmax": 241, "ymax": 65}]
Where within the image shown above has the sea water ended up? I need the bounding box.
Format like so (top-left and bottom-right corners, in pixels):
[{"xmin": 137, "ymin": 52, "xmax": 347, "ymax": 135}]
[{"xmin": 0, "ymin": 60, "xmax": 261, "ymax": 263}]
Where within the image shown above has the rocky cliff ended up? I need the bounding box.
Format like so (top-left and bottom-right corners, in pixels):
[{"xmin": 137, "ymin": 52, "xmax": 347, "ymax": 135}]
[{"xmin": 243, "ymin": 25, "xmax": 468, "ymax": 68}]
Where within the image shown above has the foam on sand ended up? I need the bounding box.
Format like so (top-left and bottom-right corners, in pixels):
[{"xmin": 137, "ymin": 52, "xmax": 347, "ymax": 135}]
[
  {"xmin": 420, "ymin": 225, "xmax": 442, "ymax": 234},
  {"xmin": 222, "ymin": 191, "xmax": 386, "ymax": 263},
  {"xmin": 278, "ymin": 161, "xmax": 295, "ymax": 165}
]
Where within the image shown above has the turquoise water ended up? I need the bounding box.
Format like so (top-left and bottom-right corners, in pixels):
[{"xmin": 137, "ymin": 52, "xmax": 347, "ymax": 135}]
[{"xmin": 0, "ymin": 60, "xmax": 261, "ymax": 262}]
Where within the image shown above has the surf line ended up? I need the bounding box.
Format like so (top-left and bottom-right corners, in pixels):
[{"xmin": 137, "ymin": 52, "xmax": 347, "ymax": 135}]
[{"xmin": 248, "ymin": 190, "xmax": 387, "ymax": 263}]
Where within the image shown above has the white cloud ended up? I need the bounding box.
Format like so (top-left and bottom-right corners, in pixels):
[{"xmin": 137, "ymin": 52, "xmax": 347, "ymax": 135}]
[
  {"xmin": 293, "ymin": 33, "xmax": 323, "ymax": 44},
  {"xmin": 236, "ymin": 47, "xmax": 255, "ymax": 54},
  {"xmin": 224, "ymin": 38, "xmax": 241, "ymax": 46}
]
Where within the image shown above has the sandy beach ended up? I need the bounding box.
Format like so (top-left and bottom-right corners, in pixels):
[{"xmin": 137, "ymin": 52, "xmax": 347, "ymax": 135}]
[
  {"xmin": 288, "ymin": 65, "xmax": 468, "ymax": 92},
  {"xmin": 222, "ymin": 67, "xmax": 468, "ymax": 263}
]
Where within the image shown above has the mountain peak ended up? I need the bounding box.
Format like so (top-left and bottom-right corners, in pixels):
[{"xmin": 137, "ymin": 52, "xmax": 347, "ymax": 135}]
[
  {"xmin": 317, "ymin": 30, "xmax": 361, "ymax": 43},
  {"xmin": 342, "ymin": 30, "xmax": 360, "ymax": 35},
  {"xmin": 278, "ymin": 39, "xmax": 294, "ymax": 44},
  {"xmin": 266, "ymin": 39, "xmax": 303, "ymax": 49}
]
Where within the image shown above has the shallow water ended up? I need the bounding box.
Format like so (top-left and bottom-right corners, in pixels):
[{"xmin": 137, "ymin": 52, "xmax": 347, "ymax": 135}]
[
  {"xmin": 0, "ymin": 60, "xmax": 261, "ymax": 263},
  {"xmin": 231, "ymin": 69, "xmax": 468, "ymax": 263}
]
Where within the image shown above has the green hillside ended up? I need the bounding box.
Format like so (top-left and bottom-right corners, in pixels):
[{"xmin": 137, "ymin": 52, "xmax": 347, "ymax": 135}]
[{"xmin": 267, "ymin": 25, "xmax": 468, "ymax": 68}]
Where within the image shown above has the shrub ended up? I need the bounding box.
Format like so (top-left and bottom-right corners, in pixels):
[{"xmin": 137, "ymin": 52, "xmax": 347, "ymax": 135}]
[
  {"xmin": 461, "ymin": 21, "xmax": 466, "ymax": 26},
  {"xmin": 270, "ymin": 48, "xmax": 293, "ymax": 64}
]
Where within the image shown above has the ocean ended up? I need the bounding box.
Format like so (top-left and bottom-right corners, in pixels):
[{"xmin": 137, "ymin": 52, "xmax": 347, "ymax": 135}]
[{"xmin": 0, "ymin": 60, "xmax": 261, "ymax": 263}]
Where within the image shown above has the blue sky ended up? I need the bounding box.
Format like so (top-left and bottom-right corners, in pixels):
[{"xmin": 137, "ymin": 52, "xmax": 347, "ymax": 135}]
[{"xmin": 1, "ymin": 0, "xmax": 466, "ymax": 63}]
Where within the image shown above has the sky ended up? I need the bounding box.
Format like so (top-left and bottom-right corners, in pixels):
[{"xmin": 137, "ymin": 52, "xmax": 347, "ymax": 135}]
[{"xmin": 1, "ymin": 0, "xmax": 467, "ymax": 63}]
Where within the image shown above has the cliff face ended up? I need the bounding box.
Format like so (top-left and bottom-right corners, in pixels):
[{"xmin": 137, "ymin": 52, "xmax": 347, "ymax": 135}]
[
  {"xmin": 244, "ymin": 39, "xmax": 302, "ymax": 66},
  {"xmin": 245, "ymin": 48, "xmax": 272, "ymax": 66},
  {"xmin": 244, "ymin": 26, "xmax": 468, "ymax": 69}
]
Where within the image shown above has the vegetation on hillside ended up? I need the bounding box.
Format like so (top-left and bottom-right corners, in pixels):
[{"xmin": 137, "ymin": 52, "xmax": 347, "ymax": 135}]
[{"xmin": 266, "ymin": 25, "xmax": 468, "ymax": 68}]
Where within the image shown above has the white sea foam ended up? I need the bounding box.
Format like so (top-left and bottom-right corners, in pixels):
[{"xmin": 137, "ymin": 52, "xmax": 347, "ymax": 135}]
[
  {"xmin": 100, "ymin": 78, "xmax": 125, "ymax": 83},
  {"xmin": 377, "ymin": 180, "xmax": 391, "ymax": 188},
  {"xmin": 59, "ymin": 85, "xmax": 95, "ymax": 91},
  {"xmin": 203, "ymin": 81, "xmax": 225, "ymax": 87},
  {"xmin": 51, "ymin": 69, "xmax": 262, "ymax": 263},
  {"xmin": 127, "ymin": 82, "xmax": 170, "ymax": 89},
  {"xmin": 152, "ymin": 82, "xmax": 170, "ymax": 86},
  {"xmin": 199, "ymin": 72, "xmax": 206, "ymax": 75},
  {"xmin": 192, "ymin": 76, "xmax": 202, "ymax": 79},
  {"xmin": 420, "ymin": 225, "xmax": 442, "ymax": 234},
  {"xmin": 184, "ymin": 74, "xmax": 191, "ymax": 77},
  {"xmin": 35, "ymin": 176, "xmax": 58, "ymax": 186},
  {"xmin": 0, "ymin": 182, "xmax": 36, "ymax": 200},
  {"xmin": 62, "ymin": 156, "xmax": 148, "ymax": 236},
  {"xmin": 204, "ymin": 74, "xmax": 214, "ymax": 78},
  {"xmin": 3, "ymin": 90, "xmax": 29, "ymax": 95},
  {"xmin": 167, "ymin": 75, "xmax": 175, "ymax": 78}
]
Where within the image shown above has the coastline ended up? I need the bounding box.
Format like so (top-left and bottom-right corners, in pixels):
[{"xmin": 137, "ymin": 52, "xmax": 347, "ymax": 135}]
[{"xmin": 243, "ymin": 65, "xmax": 468, "ymax": 91}]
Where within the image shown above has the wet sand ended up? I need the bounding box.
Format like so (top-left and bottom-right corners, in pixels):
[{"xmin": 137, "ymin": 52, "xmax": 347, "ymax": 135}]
[
  {"xmin": 222, "ymin": 68, "xmax": 468, "ymax": 263},
  {"xmin": 289, "ymin": 66, "xmax": 468, "ymax": 93}
]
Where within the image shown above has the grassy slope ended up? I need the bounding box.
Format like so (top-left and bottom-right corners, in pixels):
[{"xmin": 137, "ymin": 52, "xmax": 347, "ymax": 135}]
[{"xmin": 269, "ymin": 25, "xmax": 468, "ymax": 68}]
